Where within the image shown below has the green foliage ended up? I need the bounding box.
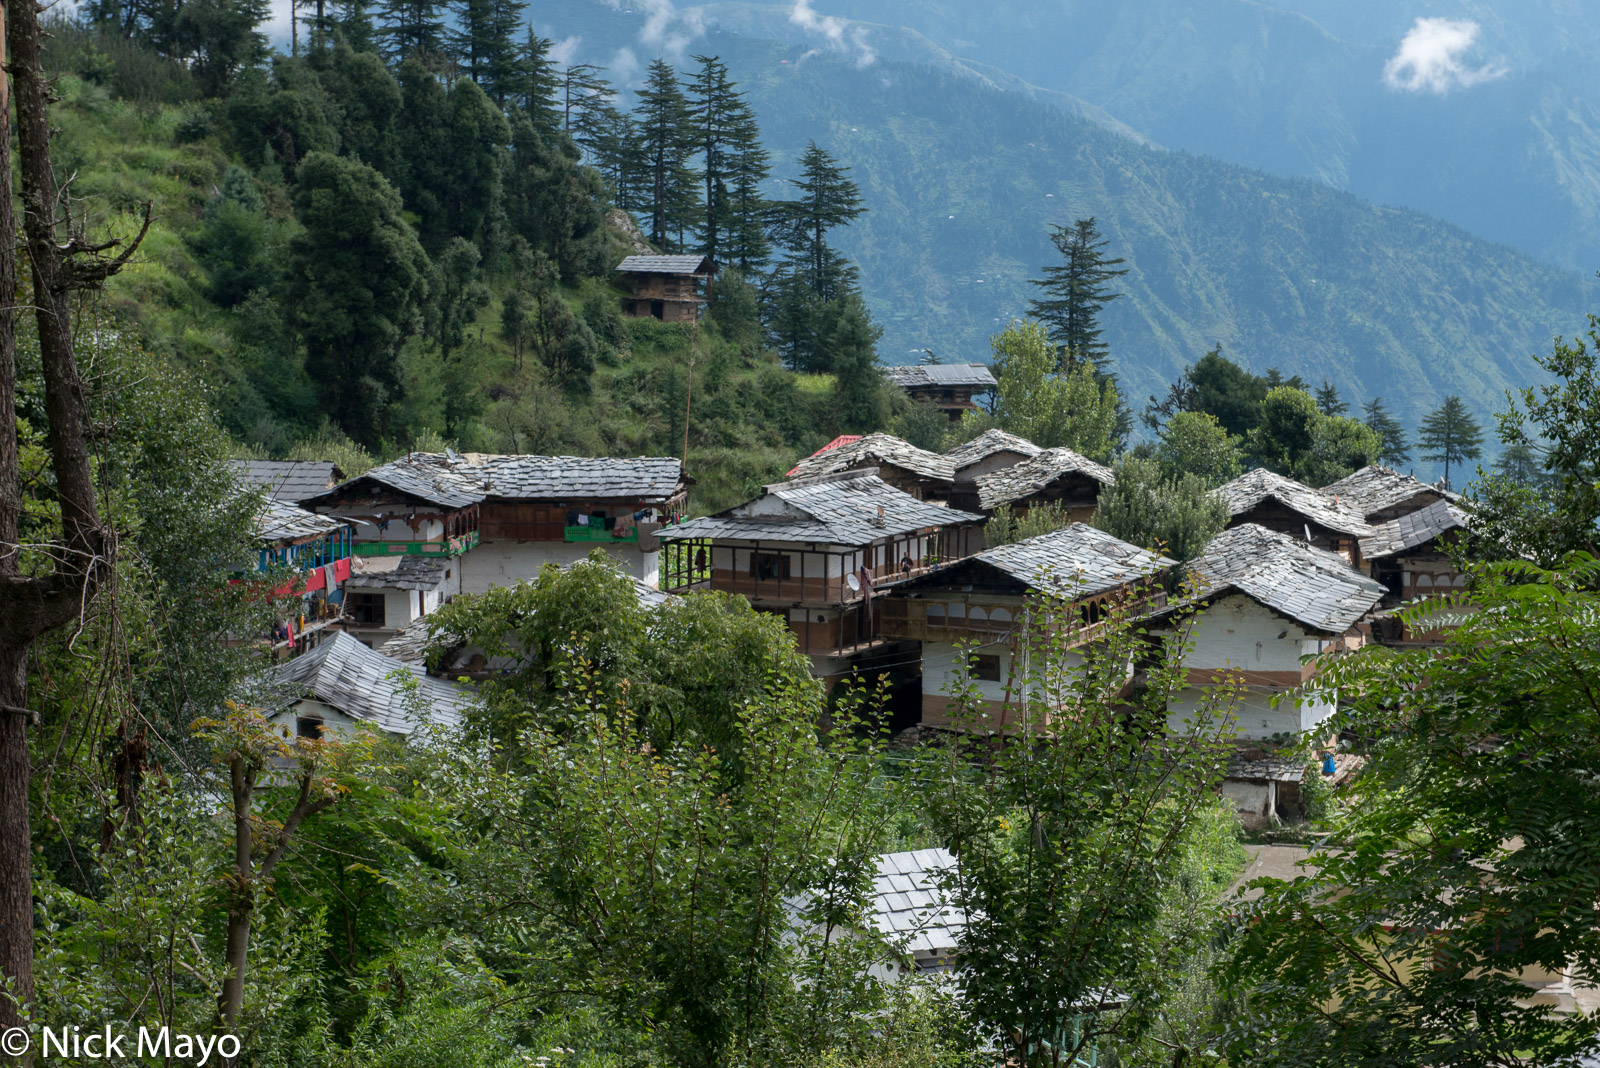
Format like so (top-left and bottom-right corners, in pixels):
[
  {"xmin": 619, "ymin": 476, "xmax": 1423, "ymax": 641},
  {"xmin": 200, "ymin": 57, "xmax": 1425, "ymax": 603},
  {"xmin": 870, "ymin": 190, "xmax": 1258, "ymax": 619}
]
[
  {"xmin": 1361, "ymin": 396, "xmax": 1411, "ymax": 466},
  {"xmin": 989, "ymin": 320, "xmax": 1118, "ymax": 460},
  {"xmin": 889, "ymin": 399, "xmax": 954, "ymax": 453},
  {"xmin": 1417, "ymin": 394, "xmax": 1483, "ymax": 491},
  {"xmin": 1220, "ymin": 556, "xmax": 1600, "ymax": 1066},
  {"xmin": 1026, "ymin": 215, "xmax": 1127, "ymax": 374},
  {"xmin": 982, "ymin": 500, "xmax": 1076, "ymax": 548},
  {"xmin": 828, "ymin": 294, "xmax": 893, "ymax": 433},
  {"xmin": 1302, "ymin": 414, "xmax": 1383, "ymax": 488},
  {"xmin": 290, "ymin": 150, "xmax": 430, "ymax": 444},
  {"xmin": 1092, "ymin": 455, "xmax": 1228, "ymax": 562},
  {"xmin": 1468, "ymin": 317, "xmax": 1600, "ymax": 563},
  {"xmin": 1154, "ymin": 410, "xmax": 1241, "ymax": 487},
  {"xmin": 919, "ymin": 576, "xmax": 1240, "ymax": 1066}
]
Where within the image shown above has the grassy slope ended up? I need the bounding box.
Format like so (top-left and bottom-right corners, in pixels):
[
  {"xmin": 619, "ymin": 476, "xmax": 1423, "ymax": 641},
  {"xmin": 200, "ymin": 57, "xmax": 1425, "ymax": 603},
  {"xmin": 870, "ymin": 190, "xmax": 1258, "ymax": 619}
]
[{"xmin": 51, "ymin": 75, "xmax": 837, "ymax": 514}]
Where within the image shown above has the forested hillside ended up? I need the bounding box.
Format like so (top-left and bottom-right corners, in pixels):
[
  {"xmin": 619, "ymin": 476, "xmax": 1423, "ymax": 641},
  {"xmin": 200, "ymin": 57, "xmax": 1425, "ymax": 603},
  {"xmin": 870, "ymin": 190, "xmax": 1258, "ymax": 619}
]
[
  {"xmin": 49, "ymin": 16, "xmax": 911, "ymax": 510},
  {"xmin": 520, "ymin": 0, "xmax": 1597, "ymax": 431}
]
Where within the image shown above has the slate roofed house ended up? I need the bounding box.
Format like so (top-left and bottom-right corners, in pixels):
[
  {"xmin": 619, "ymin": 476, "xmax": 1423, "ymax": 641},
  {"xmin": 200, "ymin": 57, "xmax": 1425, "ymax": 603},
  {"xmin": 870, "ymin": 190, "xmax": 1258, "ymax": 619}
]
[
  {"xmin": 786, "ymin": 433, "xmax": 957, "ymax": 501},
  {"xmin": 656, "ymin": 472, "xmax": 984, "ymax": 684},
  {"xmin": 881, "ymin": 363, "xmax": 997, "ymax": 421},
  {"xmin": 251, "ymin": 500, "xmax": 355, "ymax": 656},
  {"xmin": 1152, "ymin": 523, "xmax": 1387, "ymax": 740},
  {"xmin": 784, "ymin": 435, "xmax": 863, "ymax": 477},
  {"xmin": 944, "ymin": 429, "xmax": 1041, "ymax": 511},
  {"xmin": 616, "ymin": 254, "xmax": 714, "ymax": 323},
  {"xmin": 1216, "ymin": 468, "xmax": 1374, "ymax": 564},
  {"xmin": 883, "ymin": 524, "xmax": 1173, "ymax": 730},
  {"xmin": 230, "ymin": 459, "xmax": 344, "ymax": 503},
  {"xmin": 975, "ymin": 446, "xmax": 1116, "ymax": 521},
  {"xmin": 260, "ymin": 630, "xmax": 476, "ymax": 741},
  {"xmin": 864, "ymin": 848, "xmax": 964, "ymax": 979},
  {"xmin": 1360, "ymin": 499, "xmax": 1474, "ymax": 646},
  {"xmin": 1320, "ymin": 465, "xmax": 1457, "ymax": 523}
]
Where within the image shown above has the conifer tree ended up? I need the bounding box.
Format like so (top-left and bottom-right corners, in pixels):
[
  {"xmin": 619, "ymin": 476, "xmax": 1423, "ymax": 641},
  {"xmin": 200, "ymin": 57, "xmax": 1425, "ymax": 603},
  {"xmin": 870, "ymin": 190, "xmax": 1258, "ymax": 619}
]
[
  {"xmin": 770, "ymin": 141, "xmax": 865, "ymax": 300},
  {"xmin": 514, "ymin": 28, "xmax": 563, "ymax": 128},
  {"xmin": 632, "ymin": 59, "xmax": 700, "ymax": 251},
  {"xmin": 1418, "ymin": 395, "xmax": 1483, "ymax": 489},
  {"xmin": 1027, "ymin": 216, "xmax": 1127, "ymax": 372},
  {"xmin": 449, "ymin": 0, "xmax": 521, "ymax": 107},
  {"xmin": 1361, "ymin": 396, "xmax": 1411, "ymax": 465},
  {"xmin": 375, "ymin": 0, "xmax": 447, "ymax": 60},
  {"xmin": 562, "ymin": 63, "xmax": 611, "ymax": 134},
  {"xmin": 829, "ymin": 293, "xmax": 891, "ymax": 433},
  {"xmin": 688, "ymin": 54, "xmax": 763, "ymax": 267},
  {"xmin": 1314, "ymin": 378, "xmax": 1347, "ymax": 417}
]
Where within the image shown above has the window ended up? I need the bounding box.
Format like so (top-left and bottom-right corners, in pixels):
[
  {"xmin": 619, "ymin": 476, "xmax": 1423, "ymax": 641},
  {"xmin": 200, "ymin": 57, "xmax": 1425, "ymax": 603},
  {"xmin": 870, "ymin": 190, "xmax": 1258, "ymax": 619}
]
[
  {"xmin": 296, "ymin": 717, "xmax": 324, "ymax": 740},
  {"xmin": 969, "ymin": 654, "xmax": 1002, "ymax": 682},
  {"xmin": 347, "ymin": 591, "xmax": 386, "ymax": 627},
  {"xmin": 751, "ymin": 553, "xmax": 792, "ymax": 581}
]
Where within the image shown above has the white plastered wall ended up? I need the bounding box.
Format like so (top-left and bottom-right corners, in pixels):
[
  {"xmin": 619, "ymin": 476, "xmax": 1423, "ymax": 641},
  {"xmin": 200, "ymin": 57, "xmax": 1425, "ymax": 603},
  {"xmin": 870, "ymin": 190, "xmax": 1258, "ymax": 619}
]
[{"xmin": 459, "ymin": 540, "xmax": 657, "ymax": 593}]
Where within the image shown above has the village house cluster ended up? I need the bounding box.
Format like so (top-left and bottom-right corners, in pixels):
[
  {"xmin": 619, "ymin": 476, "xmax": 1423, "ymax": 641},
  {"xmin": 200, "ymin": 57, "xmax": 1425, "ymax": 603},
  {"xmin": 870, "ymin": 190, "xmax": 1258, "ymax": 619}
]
[{"xmin": 233, "ymin": 431, "xmax": 1467, "ymax": 827}]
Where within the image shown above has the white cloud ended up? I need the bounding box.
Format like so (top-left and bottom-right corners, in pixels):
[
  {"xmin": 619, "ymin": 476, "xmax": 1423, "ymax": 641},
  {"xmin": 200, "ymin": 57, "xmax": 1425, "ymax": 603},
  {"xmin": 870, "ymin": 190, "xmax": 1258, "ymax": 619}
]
[
  {"xmin": 610, "ymin": 46, "xmax": 643, "ymax": 88},
  {"xmin": 549, "ymin": 35, "xmax": 584, "ymax": 67},
  {"xmin": 790, "ymin": 0, "xmax": 875, "ymax": 68},
  {"xmin": 1383, "ymin": 17, "xmax": 1506, "ymax": 94},
  {"xmin": 635, "ymin": 0, "xmax": 707, "ymax": 61}
]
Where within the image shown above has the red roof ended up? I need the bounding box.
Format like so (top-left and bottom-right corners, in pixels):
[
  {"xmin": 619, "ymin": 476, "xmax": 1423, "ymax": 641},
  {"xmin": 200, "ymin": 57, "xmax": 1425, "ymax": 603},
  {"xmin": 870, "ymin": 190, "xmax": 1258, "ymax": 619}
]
[{"xmin": 786, "ymin": 435, "xmax": 863, "ymax": 477}]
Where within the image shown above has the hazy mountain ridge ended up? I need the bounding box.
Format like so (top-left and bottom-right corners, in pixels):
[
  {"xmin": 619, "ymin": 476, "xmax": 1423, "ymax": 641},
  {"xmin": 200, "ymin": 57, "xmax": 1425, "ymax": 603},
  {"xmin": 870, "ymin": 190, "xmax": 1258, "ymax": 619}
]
[{"xmin": 540, "ymin": 0, "xmax": 1595, "ymax": 430}]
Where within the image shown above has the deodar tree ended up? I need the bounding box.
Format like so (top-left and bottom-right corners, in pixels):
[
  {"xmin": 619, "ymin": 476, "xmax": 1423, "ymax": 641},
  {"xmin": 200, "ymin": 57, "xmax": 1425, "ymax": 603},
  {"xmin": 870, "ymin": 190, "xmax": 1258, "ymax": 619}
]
[{"xmin": 1, "ymin": 0, "xmax": 150, "ymax": 1036}]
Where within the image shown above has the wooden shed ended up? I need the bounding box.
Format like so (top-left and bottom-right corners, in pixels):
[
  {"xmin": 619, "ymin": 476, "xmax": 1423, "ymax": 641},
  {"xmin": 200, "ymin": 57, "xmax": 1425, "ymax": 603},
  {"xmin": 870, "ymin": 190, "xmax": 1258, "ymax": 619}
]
[{"xmin": 616, "ymin": 254, "xmax": 714, "ymax": 323}]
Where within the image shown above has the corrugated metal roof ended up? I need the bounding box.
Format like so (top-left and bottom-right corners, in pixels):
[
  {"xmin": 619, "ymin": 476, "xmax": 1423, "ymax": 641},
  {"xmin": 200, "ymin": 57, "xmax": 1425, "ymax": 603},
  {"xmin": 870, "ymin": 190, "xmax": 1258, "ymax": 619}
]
[
  {"xmin": 868, "ymin": 848, "xmax": 963, "ymax": 954},
  {"xmin": 231, "ymin": 459, "xmax": 342, "ymax": 503},
  {"xmin": 1185, "ymin": 524, "xmax": 1387, "ymax": 633},
  {"xmin": 975, "ymin": 447, "xmax": 1116, "ymax": 510},
  {"xmin": 616, "ymin": 254, "xmax": 712, "ymax": 275},
  {"xmin": 881, "ymin": 363, "xmax": 997, "ymax": 390},
  {"xmin": 944, "ymin": 429, "xmax": 1042, "ymax": 471},
  {"xmin": 1218, "ymin": 469, "xmax": 1375, "ymax": 538},
  {"xmin": 308, "ymin": 453, "xmax": 687, "ymax": 510},
  {"xmin": 658, "ymin": 474, "xmax": 982, "ymax": 546},
  {"xmin": 972, "ymin": 524, "xmax": 1174, "ymax": 598},
  {"xmin": 788, "ymin": 433, "xmax": 956, "ymax": 483},
  {"xmin": 1359, "ymin": 499, "xmax": 1469, "ymax": 560},
  {"xmin": 257, "ymin": 500, "xmax": 345, "ymax": 543},
  {"xmin": 260, "ymin": 631, "xmax": 475, "ymax": 735},
  {"xmin": 1321, "ymin": 465, "xmax": 1458, "ymax": 520}
]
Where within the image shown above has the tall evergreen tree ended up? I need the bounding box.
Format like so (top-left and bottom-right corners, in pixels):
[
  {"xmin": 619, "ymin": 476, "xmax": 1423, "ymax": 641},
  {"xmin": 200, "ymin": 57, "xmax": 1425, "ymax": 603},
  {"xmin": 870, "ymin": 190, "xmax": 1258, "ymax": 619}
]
[
  {"xmin": 1361, "ymin": 396, "xmax": 1411, "ymax": 466},
  {"xmin": 770, "ymin": 141, "xmax": 865, "ymax": 300},
  {"xmin": 632, "ymin": 59, "xmax": 700, "ymax": 251},
  {"xmin": 589, "ymin": 107, "xmax": 647, "ymax": 211},
  {"xmin": 828, "ymin": 294, "xmax": 891, "ymax": 433},
  {"xmin": 449, "ymin": 0, "xmax": 519, "ymax": 106},
  {"xmin": 514, "ymin": 28, "xmax": 564, "ymax": 127},
  {"xmin": 562, "ymin": 63, "xmax": 611, "ymax": 135},
  {"xmin": 375, "ymin": 0, "xmax": 446, "ymax": 60},
  {"xmin": 1418, "ymin": 395, "xmax": 1483, "ymax": 489},
  {"xmin": 724, "ymin": 105, "xmax": 772, "ymax": 274},
  {"xmin": 290, "ymin": 152, "xmax": 430, "ymax": 444},
  {"xmin": 443, "ymin": 76, "xmax": 510, "ymax": 250},
  {"xmin": 394, "ymin": 56, "xmax": 453, "ymax": 250},
  {"xmin": 688, "ymin": 54, "xmax": 763, "ymax": 267},
  {"xmin": 1314, "ymin": 379, "xmax": 1347, "ymax": 417},
  {"xmin": 1027, "ymin": 216, "xmax": 1127, "ymax": 372}
]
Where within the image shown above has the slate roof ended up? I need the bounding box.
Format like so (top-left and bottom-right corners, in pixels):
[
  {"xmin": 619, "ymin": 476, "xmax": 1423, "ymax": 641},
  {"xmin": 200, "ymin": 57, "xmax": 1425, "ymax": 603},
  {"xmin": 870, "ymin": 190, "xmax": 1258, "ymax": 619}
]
[
  {"xmin": 345, "ymin": 555, "xmax": 450, "ymax": 592},
  {"xmin": 657, "ymin": 474, "xmax": 983, "ymax": 546},
  {"xmin": 965, "ymin": 524, "xmax": 1173, "ymax": 599},
  {"xmin": 787, "ymin": 433, "xmax": 956, "ymax": 483},
  {"xmin": 881, "ymin": 363, "xmax": 997, "ymax": 390},
  {"xmin": 785, "ymin": 435, "xmax": 862, "ymax": 477},
  {"xmin": 262, "ymin": 631, "xmax": 475, "ymax": 734},
  {"xmin": 308, "ymin": 453, "xmax": 687, "ymax": 510},
  {"xmin": 1321, "ymin": 465, "xmax": 1458, "ymax": 519},
  {"xmin": 1217, "ymin": 468, "xmax": 1374, "ymax": 538},
  {"xmin": 231, "ymin": 459, "xmax": 341, "ymax": 503},
  {"xmin": 257, "ymin": 500, "xmax": 345, "ymax": 543},
  {"xmin": 1184, "ymin": 524, "xmax": 1388, "ymax": 634},
  {"xmin": 1359, "ymin": 499, "xmax": 1469, "ymax": 560},
  {"xmin": 869, "ymin": 848, "xmax": 963, "ymax": 954},
  {"xmin": 944, "ymin": 429, "xmax": 1042, "ymax": 472},
  {"xmin": 975, "ymin": 447, "xmax": 1116, "ymax": 510},
  {"xmin": 616, "ymin": 254, "xmax": 712, "ymax": 275}
]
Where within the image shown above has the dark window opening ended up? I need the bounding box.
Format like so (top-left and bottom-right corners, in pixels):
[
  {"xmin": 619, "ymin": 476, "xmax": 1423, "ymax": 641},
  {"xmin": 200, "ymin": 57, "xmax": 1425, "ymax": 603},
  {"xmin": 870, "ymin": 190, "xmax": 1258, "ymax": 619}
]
[
  {"xmin": 297, "ymin": 717, "xmax": 325, "ymax": 740},
  {"xmin": 347, "ymin": 591, "xmax": 386, "ymax": 627},
  {"xmin": 650, "ymin": 300, "xmax": 665, "ymax": 319},
  {"xmin": 751, "ymin": 553, "xmax": 792, "ymax": 581},
  {"xmin": 970, "ymin": 654, "xmax": 1002, "ymax": 682}
]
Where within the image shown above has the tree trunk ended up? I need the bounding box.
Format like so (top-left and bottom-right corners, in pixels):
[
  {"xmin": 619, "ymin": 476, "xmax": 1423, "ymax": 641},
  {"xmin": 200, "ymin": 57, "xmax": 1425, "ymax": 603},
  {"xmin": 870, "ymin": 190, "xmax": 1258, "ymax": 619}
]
[{"xmin": 218, "ymin": 759, "xmax": 255, "ymax": 1030}]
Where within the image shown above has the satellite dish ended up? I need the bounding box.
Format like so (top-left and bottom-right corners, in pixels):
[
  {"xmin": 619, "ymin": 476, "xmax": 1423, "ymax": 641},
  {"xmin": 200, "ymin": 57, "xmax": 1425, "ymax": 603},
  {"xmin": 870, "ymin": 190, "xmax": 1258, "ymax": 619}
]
[
  {"xmin": 445, "ymin": 447, "xmax": 459, "ymax": 462},
  {"xmin": 847, "ymin": 574, "xmax": 861, "ymax": 592}
]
